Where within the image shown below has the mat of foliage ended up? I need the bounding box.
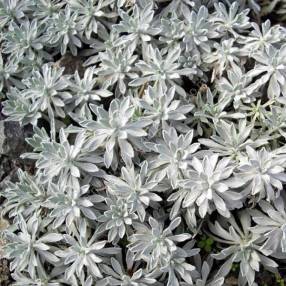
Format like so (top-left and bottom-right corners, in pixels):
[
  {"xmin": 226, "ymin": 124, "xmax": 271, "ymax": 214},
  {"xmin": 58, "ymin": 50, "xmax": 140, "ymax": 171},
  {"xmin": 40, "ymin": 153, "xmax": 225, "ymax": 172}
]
[{"xmin": 1, "ymin": 0, "xmax": 286, "ymax": 285}]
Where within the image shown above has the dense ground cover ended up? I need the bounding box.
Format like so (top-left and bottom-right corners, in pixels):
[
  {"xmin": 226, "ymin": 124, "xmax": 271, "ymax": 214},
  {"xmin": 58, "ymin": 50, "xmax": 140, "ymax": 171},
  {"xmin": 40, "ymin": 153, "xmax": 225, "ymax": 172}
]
[{"xmin": 1, "ymin": 0, "xmax": 286, "ymax": 285}]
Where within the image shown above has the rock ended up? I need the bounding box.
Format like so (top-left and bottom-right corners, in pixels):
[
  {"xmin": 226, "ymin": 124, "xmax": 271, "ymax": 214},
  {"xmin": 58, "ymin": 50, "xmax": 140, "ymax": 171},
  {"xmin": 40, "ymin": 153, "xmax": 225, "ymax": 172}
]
[
  {"xmin": 0, "ymin": 258, "xmax": 10, "ymax": 286},
  {"xmin": 0, "ymin": 121, "xmax": 32, "ymax": 158},
  {"xmin": 0, "ymin": 118, "xmax": 34, "ymax": 192},
  {"xmin": 225, "ymin": 276, "xmax": 238, "ymax": 285},
  {"xmin": 0, "ymin": 121, "xmax": 4, "ymax": 155},
  {"xmin": 0, "ymin": 218, "xmax": 10, "ymax": 285},
  {"xmin": 54, "ymin": 53, "xmax": 85, "ymax": 76},
  {"xmin": 0, "ymin": 217, "xmax": 9, "ymax": 232},
  {"xmin": 0, "ymin": 156, "xmax": 19, "ymax": 192}
]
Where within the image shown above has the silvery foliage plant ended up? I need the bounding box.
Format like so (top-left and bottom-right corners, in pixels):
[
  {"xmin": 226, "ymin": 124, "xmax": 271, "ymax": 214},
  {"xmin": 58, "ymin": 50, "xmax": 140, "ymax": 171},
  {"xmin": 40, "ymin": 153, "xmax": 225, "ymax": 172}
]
[{"xmin": 2, "ymin": 0, "xmax": 286, "ymax": 285}]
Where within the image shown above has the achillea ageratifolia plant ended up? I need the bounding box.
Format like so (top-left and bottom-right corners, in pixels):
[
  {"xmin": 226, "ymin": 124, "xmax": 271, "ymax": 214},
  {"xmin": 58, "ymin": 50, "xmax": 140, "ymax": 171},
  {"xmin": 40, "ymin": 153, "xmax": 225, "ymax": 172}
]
[{"xmin": 2, "ymin": 0, "xmax": 286, "ymax": 285}]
